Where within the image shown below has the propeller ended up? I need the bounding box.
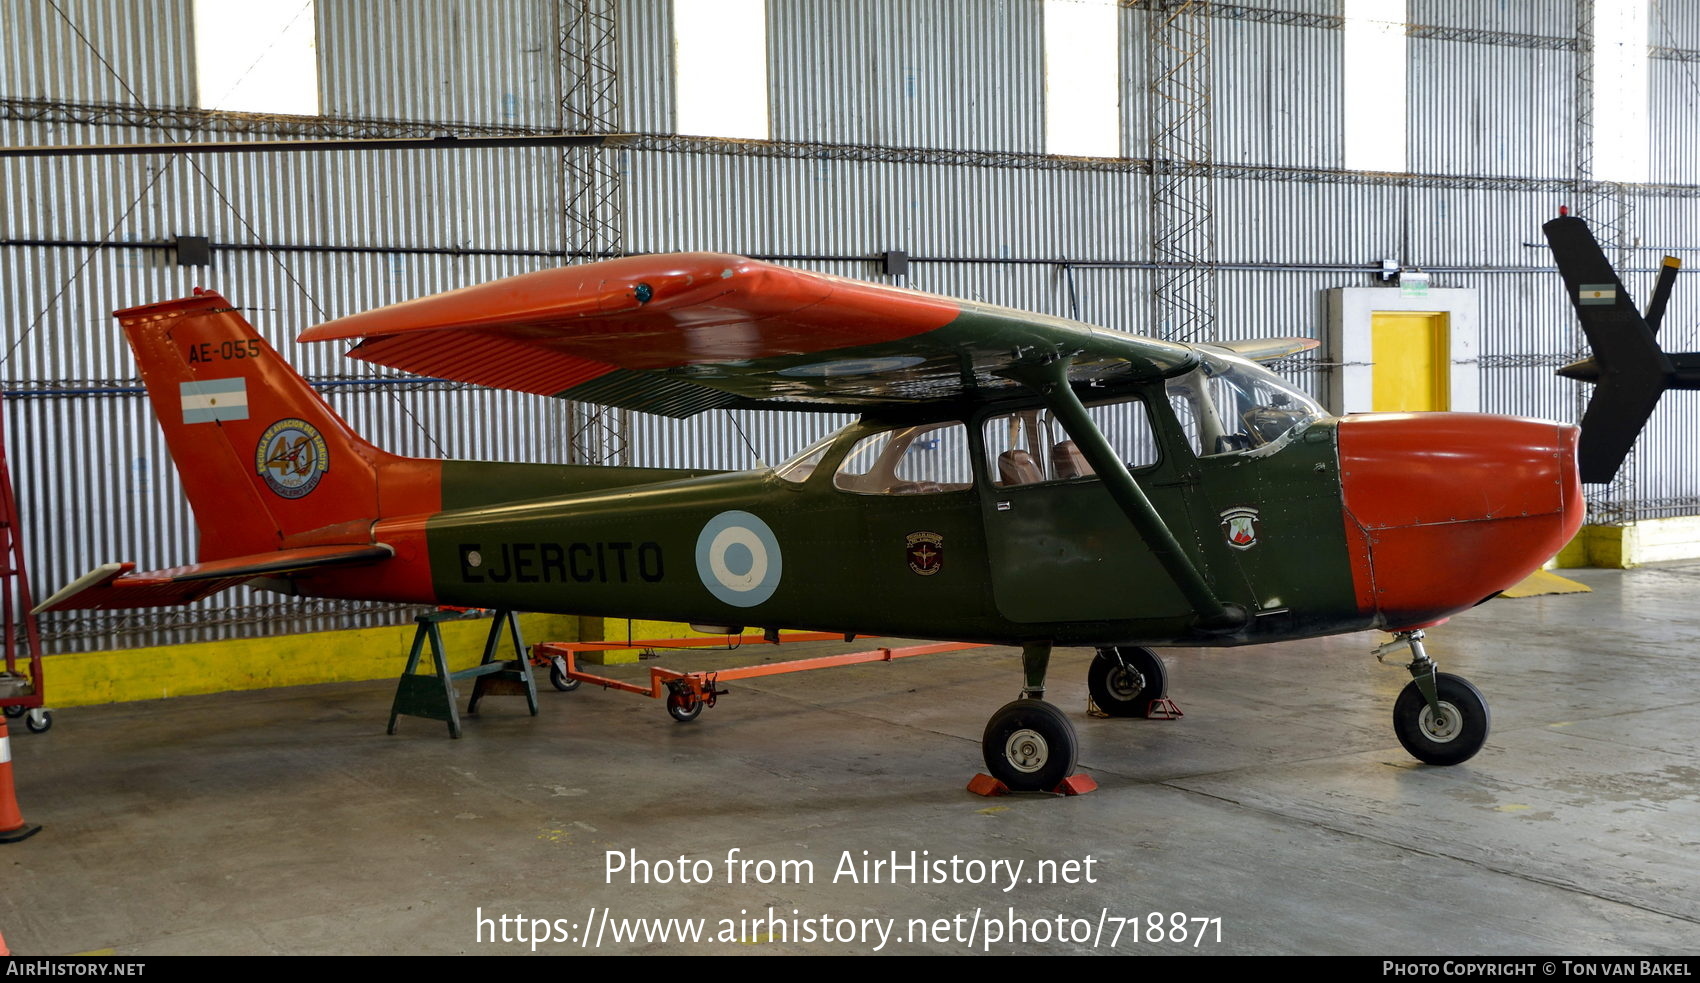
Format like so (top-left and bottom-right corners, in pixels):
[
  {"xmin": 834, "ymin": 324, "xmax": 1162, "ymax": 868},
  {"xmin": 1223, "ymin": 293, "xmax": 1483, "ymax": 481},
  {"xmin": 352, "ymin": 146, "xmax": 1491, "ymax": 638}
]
[{"xmin": 1544, "ymin": 213, "xmax": 1699, "ymax": 484}]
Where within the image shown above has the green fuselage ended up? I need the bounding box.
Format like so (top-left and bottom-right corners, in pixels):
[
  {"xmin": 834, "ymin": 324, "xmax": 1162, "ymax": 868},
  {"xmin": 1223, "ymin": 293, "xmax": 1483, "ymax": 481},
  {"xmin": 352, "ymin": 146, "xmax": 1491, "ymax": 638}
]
[{"xmin": 407, "ymin": 395, "xmax": 1367, "ymax": 649}]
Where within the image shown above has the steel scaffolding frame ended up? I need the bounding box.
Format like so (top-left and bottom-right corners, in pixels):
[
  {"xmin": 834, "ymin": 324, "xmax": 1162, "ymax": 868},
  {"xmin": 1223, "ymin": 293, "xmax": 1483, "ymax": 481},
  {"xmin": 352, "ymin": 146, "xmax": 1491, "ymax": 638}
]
[
  {"xmin": 558, "ymin": 0, "xmax": 630, "ymax": 467},
  {"xmin": 1143, "ymin": 0, "xmax": 1217, "ymax": 344}
]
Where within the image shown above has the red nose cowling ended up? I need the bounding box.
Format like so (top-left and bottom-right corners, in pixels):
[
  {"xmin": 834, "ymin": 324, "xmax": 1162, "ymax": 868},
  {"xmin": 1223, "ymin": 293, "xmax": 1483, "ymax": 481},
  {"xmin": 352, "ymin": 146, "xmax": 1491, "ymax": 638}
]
[{"xmin": 1337, "ymin": 413, "xmax": 1584, "ymax": 631}]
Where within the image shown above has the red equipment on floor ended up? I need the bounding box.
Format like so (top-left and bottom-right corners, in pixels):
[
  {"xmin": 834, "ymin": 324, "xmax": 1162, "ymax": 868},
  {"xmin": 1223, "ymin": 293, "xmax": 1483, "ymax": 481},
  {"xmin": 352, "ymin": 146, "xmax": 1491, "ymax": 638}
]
[
  {"xmin": 0, "ymin": 400, "xmax": 48, "ymax": 735},
  {"xmin": 532, "ymin": 632, "xmax": 986, "ymax": 722}
]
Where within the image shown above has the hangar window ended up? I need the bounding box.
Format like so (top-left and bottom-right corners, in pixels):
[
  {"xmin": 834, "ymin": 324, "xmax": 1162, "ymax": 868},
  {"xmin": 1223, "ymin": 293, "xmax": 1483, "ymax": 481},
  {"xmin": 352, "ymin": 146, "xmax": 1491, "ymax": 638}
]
[
  {"xmin": 1592, "ymin": 0, "xmax": 1648, "ymax": 182},
  {"xmin": 1341, "ymin": 0, "xmax": 1405, "ymax": 172},
  {"xmin": 674, "ymin": 0, "xmax": 769, "ymax": 139},
  {"xmin": 193, "ymin": 0, "xmax": 320, "ymax": 115},
  {"xmin": 983, "ymin": 399, "xmax": 1157, "ymax": 488},
  {"xmin": 1044, "ymin": 0, "xmax": 1120, "ymax": 158},
  {"xmin": 834, "ymin": 422, "xmax": 973, "ymax": 495}
]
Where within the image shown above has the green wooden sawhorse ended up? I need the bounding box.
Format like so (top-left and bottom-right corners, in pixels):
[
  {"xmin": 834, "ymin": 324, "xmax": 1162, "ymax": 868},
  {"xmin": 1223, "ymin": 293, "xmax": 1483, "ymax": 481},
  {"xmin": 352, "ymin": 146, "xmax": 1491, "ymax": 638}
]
[{"xmin": 387, "ymin": 609, "xmax": 539, "ymax": 738}]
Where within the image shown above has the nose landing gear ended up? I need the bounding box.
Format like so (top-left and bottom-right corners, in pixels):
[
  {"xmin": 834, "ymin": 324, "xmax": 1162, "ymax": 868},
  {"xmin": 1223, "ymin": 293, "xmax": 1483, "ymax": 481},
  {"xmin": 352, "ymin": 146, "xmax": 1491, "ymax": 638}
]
[{"xmin": 1376, "ymin": 630, "xmax": 1490, "ymax": 765}]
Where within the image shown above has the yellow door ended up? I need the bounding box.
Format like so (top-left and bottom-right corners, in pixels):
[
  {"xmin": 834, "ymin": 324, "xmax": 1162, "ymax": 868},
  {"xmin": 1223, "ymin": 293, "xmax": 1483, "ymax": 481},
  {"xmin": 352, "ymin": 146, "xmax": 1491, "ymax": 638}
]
[{"xmin": 1371, "ymin": 311, "xmax": 1450, "ymax": 412}]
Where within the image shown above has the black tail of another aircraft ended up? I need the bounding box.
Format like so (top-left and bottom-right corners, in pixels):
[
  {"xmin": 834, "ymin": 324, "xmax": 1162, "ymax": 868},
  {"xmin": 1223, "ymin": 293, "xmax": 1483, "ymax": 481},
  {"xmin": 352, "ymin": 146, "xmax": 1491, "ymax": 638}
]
[{"xmin": 1543, "ymin": 213, "xmax": 1700, "ymax": 484}]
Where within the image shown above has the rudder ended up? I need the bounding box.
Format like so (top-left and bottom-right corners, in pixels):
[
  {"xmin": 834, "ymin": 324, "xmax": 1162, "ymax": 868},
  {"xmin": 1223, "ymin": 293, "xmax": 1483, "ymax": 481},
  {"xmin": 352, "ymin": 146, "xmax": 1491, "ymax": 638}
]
[{"xmin": 119, "ymin": 290, "xmax": 387, "ymax": 561}]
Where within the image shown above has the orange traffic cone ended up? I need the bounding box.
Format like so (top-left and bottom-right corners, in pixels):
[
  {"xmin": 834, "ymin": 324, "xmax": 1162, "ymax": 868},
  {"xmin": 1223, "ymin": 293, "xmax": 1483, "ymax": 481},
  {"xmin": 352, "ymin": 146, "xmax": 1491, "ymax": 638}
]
[
  {"xmin": 0, "ymin": 717, "xmax": 40, "ymax": 843},
  {"xmin": 0, "ymin": 927, "xmax": 9, "ymax": 955}
]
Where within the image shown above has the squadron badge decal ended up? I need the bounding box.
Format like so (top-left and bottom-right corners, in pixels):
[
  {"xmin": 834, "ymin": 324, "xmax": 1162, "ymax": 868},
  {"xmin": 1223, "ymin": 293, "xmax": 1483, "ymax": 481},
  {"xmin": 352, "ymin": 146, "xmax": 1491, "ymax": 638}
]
[
  {"xmin": 905, "ymin": 531, "xmax": 944, "ymax": 576},
  {"xmin": 1219, "ymin": 506, "xmax": 1261, "ymax": 550},
  {"xmin": 255, "ymin": 418, "xmax": 329, "ymax": 499}
]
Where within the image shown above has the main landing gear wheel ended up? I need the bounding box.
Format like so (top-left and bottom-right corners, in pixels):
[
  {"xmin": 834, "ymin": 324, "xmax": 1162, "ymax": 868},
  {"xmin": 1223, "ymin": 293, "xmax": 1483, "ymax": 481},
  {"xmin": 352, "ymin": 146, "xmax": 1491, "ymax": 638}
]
[
  {"xmin": 666, "ymin": 689, "xmax": 704, "ymax": 723},
  {"xmin": 982, "ymin": 699, "xmax": 1078, "ymax": 792},
  {"xmin": 1087, "ymin": 647, "xmax": 1167, "ymax": 717},
  {"xmin": 548, "ymin": 659, "xmax": 581, "ymax": 692},
  {"xmin": 1393, "ymin": 673, "xmax": 1489, "ymax": 766}
]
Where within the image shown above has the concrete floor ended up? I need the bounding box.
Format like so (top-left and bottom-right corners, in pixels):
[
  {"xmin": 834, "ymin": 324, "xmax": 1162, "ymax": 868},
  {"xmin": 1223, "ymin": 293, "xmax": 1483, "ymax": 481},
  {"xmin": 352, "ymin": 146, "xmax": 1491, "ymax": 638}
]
[{"xmin": 5, "ymin": 563, "xmax": 1700, "ymax": 955}]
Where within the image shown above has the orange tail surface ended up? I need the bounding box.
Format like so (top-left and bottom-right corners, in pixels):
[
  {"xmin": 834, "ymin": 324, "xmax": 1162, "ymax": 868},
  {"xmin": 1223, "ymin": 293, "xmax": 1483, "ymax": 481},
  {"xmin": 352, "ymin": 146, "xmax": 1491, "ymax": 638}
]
[{"xmin": 118, "ymin": 291, "xmax": 396, "ymax": 561}]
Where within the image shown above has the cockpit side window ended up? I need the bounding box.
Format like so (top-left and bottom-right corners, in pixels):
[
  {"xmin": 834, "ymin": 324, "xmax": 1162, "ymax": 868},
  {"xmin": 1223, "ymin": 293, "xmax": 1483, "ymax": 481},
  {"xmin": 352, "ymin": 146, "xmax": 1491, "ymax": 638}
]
[
  {"xmin": 833, "ymin": 421, "xmax": 973, "ymax": 495},
  {"xmin": 982, "ymin": 398, "xmax": 1157, "ymax": 487}
]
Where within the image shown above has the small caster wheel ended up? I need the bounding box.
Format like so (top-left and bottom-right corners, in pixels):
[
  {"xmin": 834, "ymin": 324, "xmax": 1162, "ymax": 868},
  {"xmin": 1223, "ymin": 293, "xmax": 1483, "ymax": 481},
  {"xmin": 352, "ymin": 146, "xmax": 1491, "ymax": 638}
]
[
  {"xmin": 982, "ymin": 698, "xmax": 1077, "ymax": 792},
  {"xmin": 1087, "ymin": 646, "xmax": 1167, "ymax": 717},
  {"xmin": 1393, "ymin": 673, "xmax": 1489, "ymax": 766},
  {"xmin": 548, "ymin": 659, "xmax": 581, "ymax": 692},
  {"xmin": 2, "ymin": 706, "xmax": 22, "ymax": 719},
  {"xmin": 666, "ymin": 690, "xmax": 704, "ymax": 723},
  {"xmin": 24, "ymin": 708, "xmax": 51, "ymax": 734}
]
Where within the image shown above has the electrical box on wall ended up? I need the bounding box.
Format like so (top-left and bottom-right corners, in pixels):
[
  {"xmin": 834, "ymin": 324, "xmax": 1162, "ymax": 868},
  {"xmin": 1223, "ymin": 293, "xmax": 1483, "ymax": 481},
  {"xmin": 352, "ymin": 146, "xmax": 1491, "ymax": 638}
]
[{"xmin": 175, "ymin": 236, "xmax": 211, "ymax": 267}]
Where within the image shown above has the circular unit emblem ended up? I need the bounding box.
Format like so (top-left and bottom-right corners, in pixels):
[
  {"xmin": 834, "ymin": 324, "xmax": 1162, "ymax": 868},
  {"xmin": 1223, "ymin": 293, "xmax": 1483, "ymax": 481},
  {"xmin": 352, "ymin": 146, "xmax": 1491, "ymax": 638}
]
[
  {"xmin": 695, "ymin": 510, "xmax": 782, "ymax": 607},
  {"xmin": 255, "ymin": 418, "xmax": 330, "ymax": 499}
]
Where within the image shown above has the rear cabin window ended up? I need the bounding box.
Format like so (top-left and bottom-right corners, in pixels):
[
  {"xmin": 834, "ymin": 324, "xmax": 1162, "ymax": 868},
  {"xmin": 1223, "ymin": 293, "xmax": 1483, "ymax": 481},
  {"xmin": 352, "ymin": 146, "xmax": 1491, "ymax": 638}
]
[
  {"xmin": 833, "ymin": 422, "xmax": 973, "ymax": 495},
  {"xmin": 982, "ymin": 400, "xmax": 1158, "ymax": 488}
]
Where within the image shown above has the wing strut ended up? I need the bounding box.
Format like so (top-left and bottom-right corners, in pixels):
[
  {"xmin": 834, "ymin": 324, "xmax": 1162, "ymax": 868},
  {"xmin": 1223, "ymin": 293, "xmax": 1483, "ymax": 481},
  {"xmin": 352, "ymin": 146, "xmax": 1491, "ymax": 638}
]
[{"xmin": 1009, "ymin": 358, "xmax": 1248, "ymax": 634}]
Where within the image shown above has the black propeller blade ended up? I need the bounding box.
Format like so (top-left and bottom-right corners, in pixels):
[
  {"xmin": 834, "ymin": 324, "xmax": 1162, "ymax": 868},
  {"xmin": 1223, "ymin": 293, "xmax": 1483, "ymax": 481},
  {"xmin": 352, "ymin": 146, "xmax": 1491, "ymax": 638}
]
[
  {"xmin": 1645, "ymin": 255, "xmax": 1681, "ymax": 336},
  {"xmin": 1542, "ymin": 214, "xmax": 1677, "ymax": 485}
]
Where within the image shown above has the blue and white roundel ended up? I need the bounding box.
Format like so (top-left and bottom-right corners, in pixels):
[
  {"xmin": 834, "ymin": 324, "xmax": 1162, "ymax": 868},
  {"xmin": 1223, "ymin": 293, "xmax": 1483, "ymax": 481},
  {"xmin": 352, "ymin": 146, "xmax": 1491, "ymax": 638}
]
[{"xmin": 695, "ymin": 510, "xmax": 783, "ymax": 607}]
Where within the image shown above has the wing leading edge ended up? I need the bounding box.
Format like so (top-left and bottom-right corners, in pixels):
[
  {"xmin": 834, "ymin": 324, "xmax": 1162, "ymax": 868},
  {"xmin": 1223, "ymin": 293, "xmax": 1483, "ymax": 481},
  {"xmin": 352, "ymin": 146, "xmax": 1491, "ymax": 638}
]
[{"xmin": 299, "ymin": 253, "xmax": 1203, "ymax": 417}]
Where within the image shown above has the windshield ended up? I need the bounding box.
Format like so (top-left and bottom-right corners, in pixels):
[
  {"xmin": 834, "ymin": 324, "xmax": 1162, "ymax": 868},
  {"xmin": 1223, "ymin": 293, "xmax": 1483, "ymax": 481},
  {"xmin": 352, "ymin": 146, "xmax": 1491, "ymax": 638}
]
[
  {"xmin": 1165, "ymin": 350, "xmax": 1324, "ymax": 456},
  {"xmin": 771, "ymin": 428, "xmax": 846, "ymax": 484}
]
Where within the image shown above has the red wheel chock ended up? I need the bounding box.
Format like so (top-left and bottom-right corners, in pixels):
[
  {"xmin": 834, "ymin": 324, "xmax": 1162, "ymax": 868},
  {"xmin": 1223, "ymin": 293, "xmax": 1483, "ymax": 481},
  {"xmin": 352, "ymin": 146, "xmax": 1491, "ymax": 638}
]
[
  {"xmin": 967, "ymin": 773, "xmax": 1098, "ymax": 797},
  {"xmin": 1145, "ymin": 697, "xmax": 1183, "ymax": 720}
]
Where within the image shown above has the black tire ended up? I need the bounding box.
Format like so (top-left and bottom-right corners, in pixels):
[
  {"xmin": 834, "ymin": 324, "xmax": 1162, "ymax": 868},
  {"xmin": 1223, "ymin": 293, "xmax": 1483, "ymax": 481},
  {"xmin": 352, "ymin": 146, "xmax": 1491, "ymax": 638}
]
[
  {"xmin": 1087, "ymin": 647, "xmax": 1167, "ymax": 717},
  {"xmin": 2, "ymin": 706, "xmax": 21, "ymax": 719},
  {"xmin": 1393, "ymin": 673, "xmax": 1489, "ymax": 766},
  {"xmin": 23, "ymin": 709, "xmax": 51, "ymax": 734},
  {"xmin": 981, "ymin": 699, "xmax": 1078, "ymax": 792},
  {"xmin": 548, "ymin": 661, "xmax": 581, "ymax": 692},
  {"xmin": 666, "ymin": 690, "xmax": 704, "ymax": 723}
]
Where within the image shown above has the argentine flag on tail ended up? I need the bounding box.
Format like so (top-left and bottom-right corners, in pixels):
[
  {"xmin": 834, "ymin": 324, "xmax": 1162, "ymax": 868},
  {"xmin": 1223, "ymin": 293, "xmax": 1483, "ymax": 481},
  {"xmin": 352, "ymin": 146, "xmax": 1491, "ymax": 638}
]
[{"xmin": 180, "ymin": 378, "xmax": 249, "ymax": 424}]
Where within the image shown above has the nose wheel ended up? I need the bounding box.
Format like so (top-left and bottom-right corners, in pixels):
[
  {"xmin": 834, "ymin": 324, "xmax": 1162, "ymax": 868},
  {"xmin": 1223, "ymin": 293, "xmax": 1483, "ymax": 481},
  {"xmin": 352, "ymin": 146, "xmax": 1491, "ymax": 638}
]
[
  {"xmin": 1376, "ymin": 630, "xmax": 1490, "ymax": 765},
  {"xmin": 1393, "ymin": 673, "xmax": 1489, "ymax": 765}
]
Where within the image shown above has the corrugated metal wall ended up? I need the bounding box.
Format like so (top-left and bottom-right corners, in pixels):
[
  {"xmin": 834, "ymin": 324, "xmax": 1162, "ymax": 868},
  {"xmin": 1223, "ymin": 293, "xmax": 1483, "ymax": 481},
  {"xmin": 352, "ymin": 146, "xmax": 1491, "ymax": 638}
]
[{"xmin": 4, "ymin": 0, "xmax": 1699, "ymax": 651}]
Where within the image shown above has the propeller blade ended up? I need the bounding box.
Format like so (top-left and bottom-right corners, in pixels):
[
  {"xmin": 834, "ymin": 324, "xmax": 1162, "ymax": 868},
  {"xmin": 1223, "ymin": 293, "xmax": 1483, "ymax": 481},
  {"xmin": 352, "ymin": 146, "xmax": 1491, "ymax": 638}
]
[
  {"xmin": 1577, "ymin": 378, "xmax": 1665, "ymax": 484},
  {"xmin": 1644, "ymin": 255, "xmax": 1681, "ymax": 335},
  {"xmin": 1543, "ymin": 215, "xmax": 1678, "ymax": 484}
]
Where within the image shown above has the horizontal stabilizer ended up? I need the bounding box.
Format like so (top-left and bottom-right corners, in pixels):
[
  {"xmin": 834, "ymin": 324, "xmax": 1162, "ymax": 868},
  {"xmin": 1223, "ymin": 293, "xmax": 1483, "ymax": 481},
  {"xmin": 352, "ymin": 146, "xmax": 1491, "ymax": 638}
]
[{"xmin": 34, "ymin": 544, "xmax": 394, "ymax": 613}]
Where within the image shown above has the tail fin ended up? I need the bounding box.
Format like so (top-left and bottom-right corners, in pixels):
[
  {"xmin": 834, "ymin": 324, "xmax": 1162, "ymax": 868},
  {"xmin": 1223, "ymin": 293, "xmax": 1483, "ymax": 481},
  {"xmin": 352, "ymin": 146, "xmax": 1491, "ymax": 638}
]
[
  {"xmin": 119, "ymin": 290, "xmax": 389, "ymax": 561},
  {"xmin": 1542, "ymin": 215, "xmax": 1677, "ymax": 484}
]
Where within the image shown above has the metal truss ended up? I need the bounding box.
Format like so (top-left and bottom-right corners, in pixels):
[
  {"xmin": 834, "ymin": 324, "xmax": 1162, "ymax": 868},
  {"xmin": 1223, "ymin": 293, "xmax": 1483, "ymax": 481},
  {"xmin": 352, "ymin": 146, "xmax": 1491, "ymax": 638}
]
[
  {"xmin": 1127, "ymin": 1, "xmax": 1700, "ymax": 59},
  {"xmin": 607, "ymin": 133, "xmax": 1700, "ymax": 199},
  {"xmin": 558, "ymin": 0, "xmax": 629, "ymax": 467},
  {"xmin": 13, "ymin": 99, "xmax": 1700, "ymax": 200},
  {"xmin": 1475, "ymin": 353, "xmax": 1583, "ymax": 370},
  {"xmin": 1568, "ymin": 0, "xmax": 1639, "ymax": 524},
  {"xmin": 0, "ymin": 95, "xmax": 548, "ymax": 140},
  {"xmin": 1144, "ymin": 0, "xmax": 1216, "ymax": 343}
]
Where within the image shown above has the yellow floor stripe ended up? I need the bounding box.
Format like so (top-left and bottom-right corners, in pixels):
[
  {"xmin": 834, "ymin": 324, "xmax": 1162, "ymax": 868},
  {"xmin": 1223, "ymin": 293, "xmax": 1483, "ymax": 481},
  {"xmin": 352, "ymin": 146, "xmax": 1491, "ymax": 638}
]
[{"xmin": 1501, "ymin": 569, "xmax": 1592, "ymax": 598}]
